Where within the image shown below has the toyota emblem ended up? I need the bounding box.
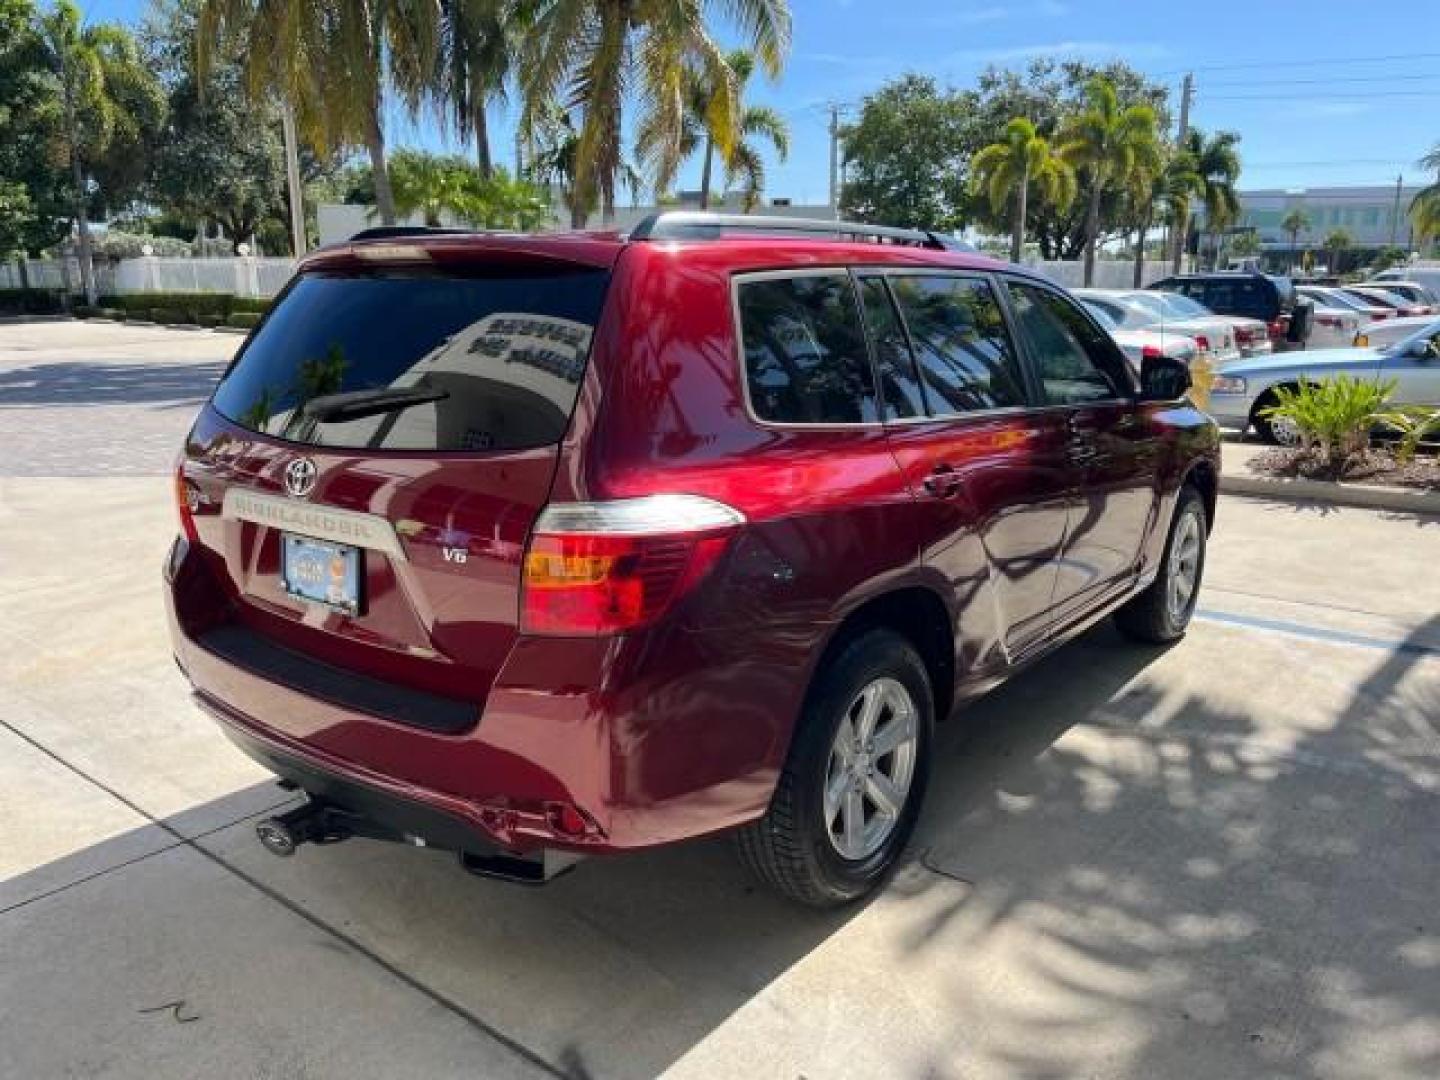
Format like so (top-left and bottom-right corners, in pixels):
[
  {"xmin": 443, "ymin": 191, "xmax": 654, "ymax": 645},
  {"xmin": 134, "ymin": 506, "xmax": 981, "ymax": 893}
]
[{"xmin": 284, "ymin": 457, "xmax": 318, "ymax": 498}]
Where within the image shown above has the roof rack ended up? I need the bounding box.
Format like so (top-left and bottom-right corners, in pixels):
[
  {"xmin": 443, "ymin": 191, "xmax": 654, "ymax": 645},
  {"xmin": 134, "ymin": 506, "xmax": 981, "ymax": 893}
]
[{"xmin": 627, "ymin": 211, "xmax": 973, "ymax": 252}]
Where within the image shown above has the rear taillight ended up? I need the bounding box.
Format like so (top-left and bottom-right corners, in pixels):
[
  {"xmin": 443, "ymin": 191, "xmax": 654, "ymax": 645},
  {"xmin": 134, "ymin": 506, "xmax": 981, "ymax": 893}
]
[
  {"xmin": 1316, "ymin": 314, "xmax": 1340, "ymax": 328},
  {"xmin": 1234, "ymin": 326, "xmax": 1256, "ymax": 343},
  {"xmin": 520, "ymin": 494, "xmax": 744, "ymax": 635},
  {"xmin": 175, "ymin": 466, "xmax": 199, "ymax": 542},
  {"xmin": 1193, "ymin": 334, "xmax": 1210, "ymax": 352}
]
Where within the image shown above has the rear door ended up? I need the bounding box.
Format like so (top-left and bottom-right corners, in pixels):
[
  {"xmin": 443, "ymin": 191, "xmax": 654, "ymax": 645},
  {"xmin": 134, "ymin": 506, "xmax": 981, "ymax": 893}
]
[
  {"xmin": 860, "ymin": 270, "xmax": 1073, "ymax": 666},
  {"xmin": 182, "ymin": 253, "xmax": 612, "ymax": 714},
  {"xmin": 1001, "ymin": 278, "xmax": 1163, "ymax": 624}
]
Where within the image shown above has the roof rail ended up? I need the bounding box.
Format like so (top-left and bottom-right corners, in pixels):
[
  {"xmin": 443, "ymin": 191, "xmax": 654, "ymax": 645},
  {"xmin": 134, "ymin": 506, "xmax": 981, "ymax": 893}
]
[
  {"xmin": 349, "ymin": 226, "xmax": 473, "ymax": 242},
  {"xmin": 627, "ymin": 211, "xmax": 972, "ymax": 252}
]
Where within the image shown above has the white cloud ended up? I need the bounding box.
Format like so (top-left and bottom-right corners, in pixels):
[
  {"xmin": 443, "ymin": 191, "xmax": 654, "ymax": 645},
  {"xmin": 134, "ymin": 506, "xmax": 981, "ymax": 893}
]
[{"xmin": 950, "ymin": 40, "xmax": 1172, "ymax": 64}]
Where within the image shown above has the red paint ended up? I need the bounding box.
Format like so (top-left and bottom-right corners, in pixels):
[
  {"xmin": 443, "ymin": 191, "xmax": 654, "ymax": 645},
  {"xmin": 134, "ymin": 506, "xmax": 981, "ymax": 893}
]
[{"xmin": 167, "ymin": 229, "xmax": 1219, "ymax": 857}]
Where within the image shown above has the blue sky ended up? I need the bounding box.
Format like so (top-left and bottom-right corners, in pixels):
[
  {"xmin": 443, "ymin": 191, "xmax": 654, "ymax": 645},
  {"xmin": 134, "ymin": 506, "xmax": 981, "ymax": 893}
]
[{"xmin": 79, "ymin": 0, "xmax": 1440, "ymax": 203}]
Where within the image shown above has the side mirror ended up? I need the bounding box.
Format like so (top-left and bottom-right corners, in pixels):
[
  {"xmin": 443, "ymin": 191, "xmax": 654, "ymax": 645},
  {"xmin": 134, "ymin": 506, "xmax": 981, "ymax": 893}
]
[{"xmin": 1139, "ymin": 355, "xmax": 1192, "ymax": 401}]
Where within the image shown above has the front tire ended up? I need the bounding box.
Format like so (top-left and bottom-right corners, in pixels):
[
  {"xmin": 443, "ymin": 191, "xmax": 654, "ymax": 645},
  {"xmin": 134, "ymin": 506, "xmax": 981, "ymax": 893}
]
[
  {"xmin": 1115, "ymin": 484, "xmax": 1208, "ymax": 644},
  {"xmin": 735, "ymin": 628, "xmax": 934, "ymax": 907}
]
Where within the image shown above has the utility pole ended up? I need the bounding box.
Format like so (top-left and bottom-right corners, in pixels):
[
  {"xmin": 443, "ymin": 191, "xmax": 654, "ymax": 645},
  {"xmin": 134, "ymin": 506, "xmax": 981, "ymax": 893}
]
[
  {"xmin": 828, "ymin": 105, "xmax": 840, "ymax": 220},
  {"xmin": 1389, "ymin": 172, "xmax": 1403, "ymax": 247},
  {"xmin": 1170, "ymin": 73, "xmax": 1194, "ymax": 274},
  {"xmin": 281, "ymin": 101, "xmax": 306, "ymax": 258}
]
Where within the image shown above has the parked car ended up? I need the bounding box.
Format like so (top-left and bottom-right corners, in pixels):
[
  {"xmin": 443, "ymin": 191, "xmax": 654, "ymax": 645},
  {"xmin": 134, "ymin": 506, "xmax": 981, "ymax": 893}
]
[
  {"xmin": 1148, "ymin": 271, "xmax": 1309, "ymax": 351},
  {"xmin": 1297, "ymin": 284, "xmax": 1392, "ymax": 324},
  {"xmin": 1076, "ymin": 289, "xmax": 1240, "ymax": 364},
  {"xmin": 1122, "ymin": 289, "xmax": 1272, "ymax": 356},
  {"xmin": 1349, "ymin": 314, "xmax": 1439, "ymax": 350},
  {"xmin": 1208, "ymin": 320, "xmax": 1440, "ymax": 443},
  {"xmin": 1370, "ymin": 265, "xmax": 1440, "ymax": 298},
  {"xmin": 1358, "ymin": 280, "xmax": 1439, "ymax": 309},
  {"xmin": 1081, "ymin": 300, "xmax": 1200, "ymax": 371},
  {"xmin": 1342, "ymin": 285, "xmax": 1431, "ymax": 318},
  {"xmin": 165, "ymin": 213, "xmax": 1220, "ymax": 907}
]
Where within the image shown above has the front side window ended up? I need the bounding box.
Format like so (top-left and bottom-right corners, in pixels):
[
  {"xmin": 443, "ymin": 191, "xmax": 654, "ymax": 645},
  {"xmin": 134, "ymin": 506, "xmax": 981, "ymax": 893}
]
[
  {"xmin": 886, "ymin": 275, "xmax": 1026, "ymax": 416},
  {"xmin": 1006, "ymin": 283, "xmax": 1130, "ymax": 406},
  {"xmin": 738, "ymin": 274, "xmax": 879, "ymax": 424}
]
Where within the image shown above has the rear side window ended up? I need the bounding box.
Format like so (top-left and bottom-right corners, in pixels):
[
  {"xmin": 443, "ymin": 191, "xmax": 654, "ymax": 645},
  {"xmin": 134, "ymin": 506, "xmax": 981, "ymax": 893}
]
[
  {"xmin": 211, "ymin": 268, "xmax": 608, "ymax": 452},
  {"xmin": 886, "ymin": 275, "xmax": 1026, "ymax": 415},
  {"xmin": 1005, "ymin": 283, "xmax": 1129, "ymax": 405},
  {"xmin": 857, "ymin": 275, "xmax": 926, "ymax": 419},
  {"xmin": 738, "ymin": 274, "xmax": 879, "ymax": 424}
]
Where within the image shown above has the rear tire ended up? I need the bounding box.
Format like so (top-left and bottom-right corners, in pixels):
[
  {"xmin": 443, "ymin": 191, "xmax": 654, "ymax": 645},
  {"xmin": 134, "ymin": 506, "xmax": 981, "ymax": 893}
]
[
  {"xmin": 735, "ymin": 628, "xmax": 933, "ymax": 907},
  {"xmin": 1115, "ymin": 484, "xmax": 1208, "ymax": 644},
  {"xmin": 1251, "ymin": 388, "xmax": 1300, "ymax": 445}
]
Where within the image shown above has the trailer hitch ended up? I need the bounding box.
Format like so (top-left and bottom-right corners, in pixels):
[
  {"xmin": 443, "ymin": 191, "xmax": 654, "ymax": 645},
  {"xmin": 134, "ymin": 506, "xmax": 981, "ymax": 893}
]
[{"xmin": 255, "ymin": 798, "xmax": 413, "ymax": 857}]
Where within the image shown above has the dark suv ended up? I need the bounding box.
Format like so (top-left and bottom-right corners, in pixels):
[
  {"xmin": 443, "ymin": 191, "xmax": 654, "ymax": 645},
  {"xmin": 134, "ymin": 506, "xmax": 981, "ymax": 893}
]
[
  {"xmin": 1149, "ymin": 271, "xmax": 1310, "ymax": 350},
  {"xmin": 166, "ymin": 214, "xmax": 1219, "ymax": 906}
]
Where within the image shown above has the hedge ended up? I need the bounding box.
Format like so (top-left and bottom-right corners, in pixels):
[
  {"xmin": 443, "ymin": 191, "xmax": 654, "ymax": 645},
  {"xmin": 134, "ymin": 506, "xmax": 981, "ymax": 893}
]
[
  {"xmin": 0, "ymin": 288, "xmax": 66, "ymax": 315},
  {"xmin": 98, "ymin": 292, "xmax": 272, "ymax": 322},
  {"xmin": 225, "ymin": 312, "xmax": 261, "ymax": 329}
]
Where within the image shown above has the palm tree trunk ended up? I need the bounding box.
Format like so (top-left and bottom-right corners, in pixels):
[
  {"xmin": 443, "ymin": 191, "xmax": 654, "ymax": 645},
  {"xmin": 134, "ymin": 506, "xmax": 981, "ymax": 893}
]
[
  {"xmin": 1010, "ymin": 164, "xmax": 1028, "ymax": 264},
  {"xmin": 699, "ymin": 137, "xmax": 714, "ymax": 210},
  {"xmin": 1170, "ymin": 205, "xmax": 1188, "ymax": 274},
  {"xmin": 59, "ymin": 63, "xmax": 95, "ymax": 306},
  {"xmin": 472, "ymin": 101, "xmax": 493, "ymax": 179},
  {"xmin": 1083, "ymin": 181, "xmax": 1102, "ymax": 287},
  {"xmin": 365, "ymin": 103, "xmax": 396, "ymax": 226},
  {"xmin": 1132, "ymin": 211, "xmax": 1150, "ymax": 288}
]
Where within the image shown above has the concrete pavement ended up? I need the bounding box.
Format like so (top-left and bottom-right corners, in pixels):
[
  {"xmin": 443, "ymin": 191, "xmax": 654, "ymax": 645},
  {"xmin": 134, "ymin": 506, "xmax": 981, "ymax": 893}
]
[{"xmin": 2, "ymin": 322, "xmax": 1438, "ymax": 1079}]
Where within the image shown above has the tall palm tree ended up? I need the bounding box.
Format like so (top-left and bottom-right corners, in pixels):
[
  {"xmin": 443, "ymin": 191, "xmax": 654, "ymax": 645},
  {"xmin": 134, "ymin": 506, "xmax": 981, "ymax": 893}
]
[
  {"xmin": 1281, "ymin": 207, "xmax": 1311, "ymax": 272},
  {"xmin": 1169, "ymin": 127, "xmax": 1241, "ymax": 274},
  {"xmin": 1124, "ymin": 147, "xmax": 1198, "ymax": 287},
  {"xmin": 1059, "ymin": 77, "xmax": 1161, "ymax": 286},
  {"xmin": 198, "ymin": 0, "xmax": 440, "ymax": 226},
  {"xmin": 528, "ymin": 102, "xmax": 641, "ymax": 226},
  {"xmin": 385, "ymin": 149, "xmax": 473, "ymax": 225},
  {"xmin": 1410, "ymin": 144, "xmax": 1440, "ymax": 251},
  {"xmin": 970, "ymin": 117, "xmax": 1074, "ymax": 263},
  {"xmin": 35, "ymin": 1, "xmax": 154, "ymax": 305},
  {"xmin": 436, "ymin": 0, "xmax": 512, "ymax": 176},
  {"xmin": 637, "ymin": 50, "xmax": 788, "ymax": 210},
  {"xmin": 519, "ymin": 0, "xmax": 790, "ymax": 224},
  {"xmin": 1323, "ymin": 227, "xmax": 1352, "ymax": 274}
]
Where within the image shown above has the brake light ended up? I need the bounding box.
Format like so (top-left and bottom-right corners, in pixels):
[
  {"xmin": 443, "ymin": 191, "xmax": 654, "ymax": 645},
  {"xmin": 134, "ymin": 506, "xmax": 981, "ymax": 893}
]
[
  {"xmin": 521, "ymin": 494, "xmax": 744, "ymax": 635},
  {"xmin": 175, "ymin": 466, "xmax": 199, "ymax": 542},
  {"xmin": 1316, "ymin": 314, "xmax": 1340, "ymax": 328},
  {"xmin": 1140, "ymin": 344, "xmax": 1163, "ymax": 360},
  {"xmin": 1234, "ymin": 326, "xmax": 1256, "ymax": 343},
  {"xmin": 1193, "ymin": 334, "xmax": 1210, "ymax": 352}
]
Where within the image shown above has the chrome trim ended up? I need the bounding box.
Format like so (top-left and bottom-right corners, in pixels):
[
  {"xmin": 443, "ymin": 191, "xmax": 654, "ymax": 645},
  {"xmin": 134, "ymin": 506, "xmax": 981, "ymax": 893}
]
[{"xmin": 222, "ymin": 489, "xmax": 408, "ymax": 561}]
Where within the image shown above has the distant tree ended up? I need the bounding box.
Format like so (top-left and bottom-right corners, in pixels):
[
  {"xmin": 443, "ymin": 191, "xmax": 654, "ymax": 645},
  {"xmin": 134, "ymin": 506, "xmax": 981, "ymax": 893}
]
[
  {"xmin": 1124, "ymin": 146, "xmax": 1198, "ymax": 286},
  {"xmin": 1410, "ymin": 144, "xmax": 1440, "ymax": 250},
  {"xmin": 1181, "ymin": 129, "xmax": 1242, "ymax": 271},
  {"xmin": 386, "ymin": 149, "xmax": 476, "ymax": 227},
  {"xmin": 1230, "ymin": 230, "xmax": 1261, "ymax": 257},
  {"xmin": 970, "ymin": 117, "xmax": 1074, "ymax": 262},
  {"xmin": 840, "ymin": 75, "xmax": 973, "ymax": 231},
  {"xmin": 1323, "ymin": 227, "xmax": 1353, "ymax": 273},
  {"xmin": 1282, "ymin": 207, "xmax": 1311, "ymax": 270},
  {"xmin": 1058, "ymin": 77, "xmax": 1162, "ymax": 285},
  {"xmin": 436, "ymin": 0, "xmax": 513, "ymax": 176}
]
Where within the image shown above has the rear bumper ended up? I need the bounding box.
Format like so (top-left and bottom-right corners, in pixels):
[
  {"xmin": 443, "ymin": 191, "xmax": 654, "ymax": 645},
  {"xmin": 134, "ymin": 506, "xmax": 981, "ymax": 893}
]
[{"xmin": 165, "ymin": 537, "xmax": 804, "ymax": 854}]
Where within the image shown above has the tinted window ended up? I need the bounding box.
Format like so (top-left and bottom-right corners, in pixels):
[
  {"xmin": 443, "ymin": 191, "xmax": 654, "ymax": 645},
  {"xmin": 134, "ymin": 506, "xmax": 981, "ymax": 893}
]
[
  {"xmin": 886, "ymin": 275, "xmax": 1025, "ymax": 415},
  {"xmin": 1006, "ymin": 283, "xmax": 1129, "ymax": 405},
  {"xmin": 212, "ymin": 269, "xmax": 607, "ymax": 452},
  {"xmin": 857, "ymin": 275, "xmax": 925, "ymax": 419},
  {"xmin": 739, "ymin": 274, "xmax": 879, "ymax": 424}
]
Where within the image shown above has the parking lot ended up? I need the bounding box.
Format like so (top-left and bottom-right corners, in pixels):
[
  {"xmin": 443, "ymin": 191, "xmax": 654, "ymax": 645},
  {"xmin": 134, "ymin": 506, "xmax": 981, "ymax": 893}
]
[{"xmin": 2, "ymin": 321, "xmax": 1438, "ymax": 1079}]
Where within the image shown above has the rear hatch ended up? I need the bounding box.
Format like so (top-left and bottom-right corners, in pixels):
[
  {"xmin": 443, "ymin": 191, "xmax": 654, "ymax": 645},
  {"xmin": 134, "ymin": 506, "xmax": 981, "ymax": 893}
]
[{"xmin": 178, "ymin": 241, "xmax": 615, "ymax": 728}]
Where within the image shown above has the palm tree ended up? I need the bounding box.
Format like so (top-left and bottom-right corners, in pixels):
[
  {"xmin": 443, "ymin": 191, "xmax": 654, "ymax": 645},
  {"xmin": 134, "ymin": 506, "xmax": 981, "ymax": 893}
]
[
  {"xmin": 385, "ymin": 150, "xmax": 474, "ymax": 226},
  {"xmin": 1126, "ymin": 147, "xmax": 1198, "ymax": 286},
  {"xmin": 436, "ymin": 0, "xmax": 512, "ymax": 176},
  {"xmin": 198, "ymin": 0, "xmax": 440, "ymax": 226},
  {"xmin": 527, "ymin": 102, "xmax": 641, "ymax": 227},
  {"xmin": 970, "ymin": 117, "xmax": 1075, "ymax": 263},
  {"xmin": 1410, "ymin": 144, "xmax": 1440, "ymax": 251},
  {"xmin": 519, "ymin": 0, "xmax": 790, "ymax": 224},
  {"xmin": 1323, "ymin": 227, "xmax": 1353, "ymax": 274},
  {"xmin": 637, "ymin": 50, "xmax": 788, "ymax": 211},
  {"xmin": 1281, "ymin": 207, "xmax": 1311, "ymax": 272},
  {"xmin": 1169, "ymin": 128, "xmax": 1241, "ymax": 274},
  {"xmin": 1058, "ymin": 77, "xmax": 1161, "ymax": 286},
  {"xmin": 35, "ymin": 1, "xmax": 152, "ymax": 305}
]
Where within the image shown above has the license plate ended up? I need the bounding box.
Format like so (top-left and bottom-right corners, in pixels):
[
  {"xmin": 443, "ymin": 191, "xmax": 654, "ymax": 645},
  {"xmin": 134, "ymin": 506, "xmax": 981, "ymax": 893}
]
[{"xmin": 280, "ymin": 533, "xmax": 362, "ymax": 614}]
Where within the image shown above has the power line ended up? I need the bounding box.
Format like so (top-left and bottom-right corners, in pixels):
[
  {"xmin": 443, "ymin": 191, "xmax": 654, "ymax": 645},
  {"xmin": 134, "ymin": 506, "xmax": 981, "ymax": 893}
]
[
  {"xmin": 1202, "ymin": 90, "xmax": 1440, "ymax": 101},
  {"xmin": 1152, "ymin": 50, "xmax": 1440, "ymax": 76},
  {"xmin": 1202, "ymin": 72, "xmax": 1440, "ymax": 88}
]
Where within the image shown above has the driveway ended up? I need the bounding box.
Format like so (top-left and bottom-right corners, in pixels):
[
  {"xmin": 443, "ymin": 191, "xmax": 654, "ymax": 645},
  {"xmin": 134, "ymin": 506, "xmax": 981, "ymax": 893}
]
[{"xmin": 2, "ymin": 321, "xmax": 1438, "ymax": 1079}]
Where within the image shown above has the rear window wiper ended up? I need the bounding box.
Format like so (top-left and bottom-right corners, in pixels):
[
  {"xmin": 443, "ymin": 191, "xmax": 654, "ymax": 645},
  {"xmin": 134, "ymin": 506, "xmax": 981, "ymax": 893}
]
[{"xmin": 302, "ymin": 386, "xmax": 450, "ymax": 423}]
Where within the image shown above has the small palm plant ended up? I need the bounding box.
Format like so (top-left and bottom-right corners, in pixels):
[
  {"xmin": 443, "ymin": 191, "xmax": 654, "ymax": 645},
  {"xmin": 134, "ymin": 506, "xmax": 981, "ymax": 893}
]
[
  {"xmin": 1373, "ymin": 405, "xmax": 1440, "ymax": 465},
  {"xmin": 1261, "ymin": 376, "xmax": 1395, "ymax": 476}
]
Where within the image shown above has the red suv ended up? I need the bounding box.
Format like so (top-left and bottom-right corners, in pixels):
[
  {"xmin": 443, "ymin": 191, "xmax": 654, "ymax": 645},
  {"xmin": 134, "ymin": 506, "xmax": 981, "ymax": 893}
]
[{"xmin": 166, "ymin": 214, "xmax": 1219, "ymax": 906}]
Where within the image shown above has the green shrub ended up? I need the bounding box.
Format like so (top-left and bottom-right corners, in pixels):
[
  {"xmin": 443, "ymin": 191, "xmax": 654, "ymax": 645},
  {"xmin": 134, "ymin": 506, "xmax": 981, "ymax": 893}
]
[
  {"xmin": 0, "ymin": 288, "xmax": 65, "ymax": 315},
  {"xmin": 230, "ymin": 297, "xmax": 272, "ymax": 314},
  {"xmin": 225, "ymin": 311, "xmax": 261, "ymax": 329},
  {"xmin": 99, "ymin": 308, "xmax": 124, "ymax": 320},
  {"xmin": 1261, "ymin": 376, "xmax": 1395, "ymax": 474},
  {"xmin": 197, "ymin": 314, "xmax": 221, "ymax": 328},
  {"xmin": 1374, "ymin": 405, "xmax": 1440, "ymax": 464},
  {"xmin": 73, "ymin": 304, "xmax": 101, "ymax": 318}
]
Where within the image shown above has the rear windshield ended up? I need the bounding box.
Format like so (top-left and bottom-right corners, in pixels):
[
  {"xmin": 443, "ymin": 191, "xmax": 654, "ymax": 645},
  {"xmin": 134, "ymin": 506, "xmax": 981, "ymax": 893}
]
[{"xmin": 211, "ymin": 268, "xmax": 608, "ymax": 452}]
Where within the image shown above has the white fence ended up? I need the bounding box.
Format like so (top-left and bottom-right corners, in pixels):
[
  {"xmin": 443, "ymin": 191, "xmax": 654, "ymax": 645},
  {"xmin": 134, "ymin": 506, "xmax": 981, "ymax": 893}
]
[
  {"xmin": 1026, "ymin": 259, "xmax": 1174, "ymax": 289},
  {"xmin": 1, "ymin": 256, "xmax": 296, "ymax": 298}
]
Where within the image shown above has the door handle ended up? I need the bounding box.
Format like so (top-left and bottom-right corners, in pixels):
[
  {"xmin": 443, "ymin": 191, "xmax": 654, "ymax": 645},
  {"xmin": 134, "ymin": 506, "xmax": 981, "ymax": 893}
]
[{"xmin": 921, "ymin": 463, "xmax": 962, "ymax": 499}]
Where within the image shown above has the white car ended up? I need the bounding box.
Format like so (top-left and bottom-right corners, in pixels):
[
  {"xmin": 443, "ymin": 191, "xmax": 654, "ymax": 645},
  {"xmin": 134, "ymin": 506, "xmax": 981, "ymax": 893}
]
[
  {"xmin": 1370, "ymin": 266, "xmax": 1440, "ymax": 299},
  {"xmin": 1075, "ymin": 289, "xmax": 1241, "ymax": 364},
  {"xmin": 1297, "ymin": 285, "xmax": 1391, "ymax": 324},
  {"xmin": 1284, "ymin": 299, "xmax": 1362, "ymax": 349},
  {"xmin": 1081, "ymin": 302, "xmax": 1198, "ymax": 372},
  {"xmin": 1207, "ymin": 320, "xmax": 1440, "ymax": 443},
  {"xmin": 1359, "ymin": 280, "xmax": 1440, "ymax": 308},
  {"xmin": 1124, "ymin": 289, "xmax": 1273, "ymax": 357},
  {"xmin": 1359, "ymin": 315, "xmax": 1440, "ymax": 350}
]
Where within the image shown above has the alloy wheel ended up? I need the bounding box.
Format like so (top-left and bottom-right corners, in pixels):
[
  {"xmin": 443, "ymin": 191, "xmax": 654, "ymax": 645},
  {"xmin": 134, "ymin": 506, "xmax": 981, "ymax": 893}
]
[
  {"xmin": 1167, "ymin": 509, "xmax": 1203, "ymax": 622},
  {"xmin": 823, "ymin": 677, "xmax": 919, "ymax": 861}
]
